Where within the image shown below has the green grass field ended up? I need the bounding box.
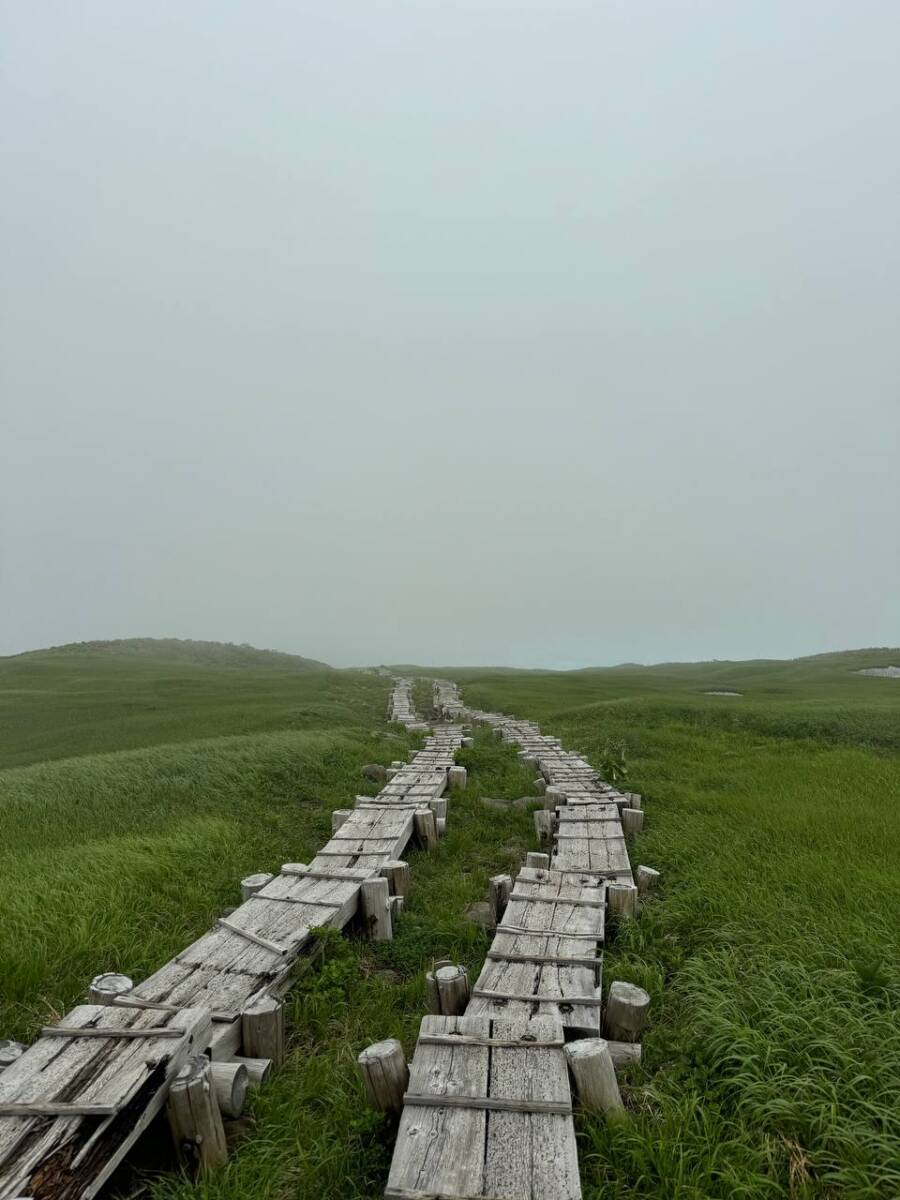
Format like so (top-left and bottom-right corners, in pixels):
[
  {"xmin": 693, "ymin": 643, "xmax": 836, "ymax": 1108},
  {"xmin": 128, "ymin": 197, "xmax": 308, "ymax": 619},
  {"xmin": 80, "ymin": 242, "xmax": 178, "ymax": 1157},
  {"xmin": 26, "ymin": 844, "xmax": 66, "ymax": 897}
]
[{"xmin": 1, "ymin": 641, "xmax": 898, "ymax": 1198}]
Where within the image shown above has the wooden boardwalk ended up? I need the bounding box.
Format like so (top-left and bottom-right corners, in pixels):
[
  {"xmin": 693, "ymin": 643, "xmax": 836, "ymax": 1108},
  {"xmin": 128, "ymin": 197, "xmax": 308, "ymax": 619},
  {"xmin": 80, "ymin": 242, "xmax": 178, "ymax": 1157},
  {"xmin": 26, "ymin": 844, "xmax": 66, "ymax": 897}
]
[
  {"xmin": 0, "ymin": 678, "xmax": 463, "ymax": 1200},
  {"xmin": 386, "ymin": 687, "xmax": 637, "ymax": 1200}
]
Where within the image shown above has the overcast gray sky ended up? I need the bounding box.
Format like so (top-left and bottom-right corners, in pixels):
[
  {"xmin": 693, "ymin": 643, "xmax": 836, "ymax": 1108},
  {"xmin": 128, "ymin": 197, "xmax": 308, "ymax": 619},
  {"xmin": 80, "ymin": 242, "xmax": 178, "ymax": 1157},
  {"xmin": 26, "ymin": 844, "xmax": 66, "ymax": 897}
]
[{"xmin": 2, "ymin": 1, "xmax": 898, "ymax": 668}]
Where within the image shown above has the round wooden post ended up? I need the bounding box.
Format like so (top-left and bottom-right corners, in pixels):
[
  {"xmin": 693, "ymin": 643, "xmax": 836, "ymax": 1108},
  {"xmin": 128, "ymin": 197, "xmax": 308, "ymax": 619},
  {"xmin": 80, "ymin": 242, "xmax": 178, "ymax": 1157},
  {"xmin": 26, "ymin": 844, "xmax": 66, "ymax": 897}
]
[
  {"xmin": 534, "ymin": 810, "xmax": 554, "ymax": 843},
  {"xmin": 564, "ymin": 1038, "xmax": 624, "ymax": 1114},
  {"xmin": 241, "ymin": 996, "xmax": 285, "ymax": 1068},
  {"xmin": 525, "ymin": 852, "xmax": 550, "ymax": 869},
  {"xmin": 488, "ymin": 874, "xmax": 512, "ymax": 923},
  {"xmin": 209, "ymin": 1061, "xmax": 249, "ymax": 1117},
  {"xmin": 436, "ymin": 817, "xmax": 447, "ymax": 837},
  {"xmin": 448, "ymin": 766, "xmax": 467, "ymax": 790},
  {"xmin": 461, "ymin": 736, "xmax": 475, "ymax": 748},
  {"xmin": 544, "ymin": 787, "xmax": 566, "ymax": 811},
  {"xmin": 380, "ymin": 860, "xmax": 410, "ymax": 897},
  {"xmin": 88, "ymin": 972, "xmax": 134, "ymax": 1004},
  {"xmin": 430, "ymin": 797, "xmax": 448, "ymax": 821},
  {"xmin": 413, "ymin": 809, "xmax": 438, "ymax": 850},
  {"xmin": 636, "ymin": 865, "xmax": 660, "ymax": 894},
  {"xmin": 0, "ymin": 1041, "xmax": 25, "ymax": 1072},
  {"xmin": 240, "ymin": 872, "xmax": 273, "ymax": 901},
  {"xmin": 425, "ymin": 971, "xmax": 441, "ymax": 1013},
  {"xmin": 331, "ymin": 809, "xmax": 352, "ymax": 833},
  {"xmin": 435, "ymin": 964, "xmax": 470, "ymax": 1015},
  {"xmin": 166, "ymin": 1055, "xmax": 228, "ymax": 1169},
  {"xmin": 606, "ymin": 1041, "xmax": 642, "ymax": 1068},
  {"xmin": 625, "ymin": 792, "xmax": 642, "ymax": 810},
  {"xmin": 358, "ymin": 1039, "xmax": 408, "ymax": 1113},
  {"xmin": 361, "ymin": 877, "xmax": 393, "ymax": 940},
  {"xmin": 604, "ymin": 981, "xmax": 650, "ymax": 1042},
  {"xmin": 607, "ymin": 882, "xmax": 638, "ymax": 919},
  {"xmin": 232, "ymin": 1056, "xmax": 272, "ymax": 1088},
  {"xmin": 621, "ymin": 808, "xmax": 644, "ymax": 838}
]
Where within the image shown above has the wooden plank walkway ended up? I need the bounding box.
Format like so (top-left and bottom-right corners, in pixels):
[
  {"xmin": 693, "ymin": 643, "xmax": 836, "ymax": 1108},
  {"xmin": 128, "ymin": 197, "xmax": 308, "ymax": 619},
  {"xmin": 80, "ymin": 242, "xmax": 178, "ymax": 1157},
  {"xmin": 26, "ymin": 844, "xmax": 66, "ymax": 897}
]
[
  {"xmin": 386, "ymin": 683, "xmax": 636, "ymax": 1200},
  {"xmin": 0, "ymin": 682, "xmax": 465, "ymax": 1199}
]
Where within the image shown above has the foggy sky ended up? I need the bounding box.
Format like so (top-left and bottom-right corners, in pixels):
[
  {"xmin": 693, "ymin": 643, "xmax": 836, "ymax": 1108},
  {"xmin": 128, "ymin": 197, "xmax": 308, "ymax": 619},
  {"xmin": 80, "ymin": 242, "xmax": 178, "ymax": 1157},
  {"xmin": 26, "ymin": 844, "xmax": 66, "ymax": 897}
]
[{"xmin": 2, "ymin": 1, "xmax": 898, "ymax": 669}]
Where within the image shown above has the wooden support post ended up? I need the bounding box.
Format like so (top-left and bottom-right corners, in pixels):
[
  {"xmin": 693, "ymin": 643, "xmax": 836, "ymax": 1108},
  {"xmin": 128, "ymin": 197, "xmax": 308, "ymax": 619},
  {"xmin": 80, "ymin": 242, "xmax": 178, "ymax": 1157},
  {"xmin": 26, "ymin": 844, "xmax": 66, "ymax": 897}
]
[
  {"xmin": 435, "ymin": 964, "xmax": 470, "ymax": 1015},
  {"xmin": 636, "ymin": 865, "xmax": 660, "ymax": 894},
  {"xmin": 604, "ymin": 981, "xmax": 651, "ymax": 1042},
  {"xmin": 425, "ymin": 972, "xmax": 441, "ymax": 1013},
  {"xmin": 625, "ymin": 792, "xmax": 642, "ymax": 810},
  {"xmin": 607, "ymin": 1041, "xmax": 642, "ymax": 1069},
  {"xmin": 332, "ymin": 809, "xmax": 352, "ymax": 833},
  {"xmin": 448, "ymin": 765, "xmax": 467, "ymax": 790},
  {"xmin": 232, "ymin": 1056, "xmax": 272, "ymax": 1088},
  {"xmin": 534, "ymin": 810, "xmax": 554, "ymax": 843},
  {"xmin": 241, "ymin": 997, "xmax": 285, "ymax": 1068},
  {"xmin": 544, "ymin": 787, "xmax": 565, "ymax": 811},
  {"xmin": 358, "ymin": 1039, "xmax": 409, "ymax": 1114},
  {"xmin": 166, "ymin": 1055, "xmax": 228, "ymax": 1170},
  {"xmin": 621, "ymin": 808, "xmax": 644, "ymax": 838},
  {"xmin": 380, "ymin": 860, "xmax": 410, "ymax": 897},
  {"xmin": 209, "ymin": 1061, "xmax": 249, "ymax": 1117},
  {"xmin": 461, "ymin": 736, "xmax": 475, "ymax": 748},
  {"xmin": 565, "ymin": 1038, "xmax": 624, "ymax": 1115},
  {"xmin": 390, "ymin": 895, "xmax": 404, "ymax": 922},
  {"xmin": 361, "ymin": 877, "xmax": 393, "ymax": 940},
  {"xmin": 525, "ymin": 852, "xmax": 550, "ymax": 869},
  {"xmin": 413, "ymin": 809, "xmax": 438, "ymax": 850},
  {"xmin": 0, "ymin": 1041, "xmax": 25, "ymax": 1073},
  {"xmin": 533, "ymin": 776, "xmax": 547, "ymax": 795},
  {"xmin": 607, "ymin": 882, "xmax": 638, "ymax": 920},
  {"xmin": 488, "ymin": 874, "xmax": 512, "ymax": 923},
  {"xmin": 436, "ymin": 817, "xmax": 447, "ymax": 837},
  {"xmin": 88, "ymin": 973, "xmax": 134, "ymax": 1004},
  {"xmin": 240, "ymin": 872, "xmax": 273, "ymax": 901},
  {"xmin": 430, "ymin": 797, "xmax": 448, "ymax": 821}
]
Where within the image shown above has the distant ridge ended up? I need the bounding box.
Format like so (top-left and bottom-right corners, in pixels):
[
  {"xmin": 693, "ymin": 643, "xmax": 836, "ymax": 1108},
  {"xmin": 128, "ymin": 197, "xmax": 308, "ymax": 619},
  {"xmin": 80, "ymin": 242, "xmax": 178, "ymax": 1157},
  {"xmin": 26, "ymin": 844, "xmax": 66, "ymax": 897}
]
[{"xmin": 5, "ymin": 637, "xmax": 332, "ymax": 671}]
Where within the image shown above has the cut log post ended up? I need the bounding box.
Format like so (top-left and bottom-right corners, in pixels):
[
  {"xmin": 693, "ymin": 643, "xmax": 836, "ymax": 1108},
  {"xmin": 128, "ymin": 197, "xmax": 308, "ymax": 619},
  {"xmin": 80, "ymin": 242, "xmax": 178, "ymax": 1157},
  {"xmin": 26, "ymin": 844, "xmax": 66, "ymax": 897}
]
[
  {"xmin": 389, "ymin": 895, "xmax": 404, "ymax": 922},
  {"xmin": 604, "ymin": 981, "xmax": 651, "ymax": 1042},
  {"xmin": 413, "ymin": 809, "xmax": 438, "ymax": 850},
  {"xmin": 0, "ymin": 1041, "xmax": 25, "ymax": 1073},
  {"xmin": 525, "ymin": 852, "xmax": 550, "ymax": 870},
  {"xmin": 358, "ymin": 1038, "xmax": 409, "ymax": 1114},
  {"xmin": 232, "ymin": 1056, "xmax": 272, "ymax": 1088},
  {"xmin": 636, "ymin": 865, "xmax": 660, "ymax": 894},
  {"xmin": 331, "ymin": 809, "xmax": 353, "ymax": 833},
  {"xmin": 240, "ymin": 872, "xmax": 273, "ymax": 901},
  {"xmin": 488, "ymin": 874, "xmax": 512, "ymax": 923},
  {"xmin": 424, "ymin": 972, "xmax": 441, "ymax": 1013},
  {"xmin": 621, "ymin": 808, "xmax": 644, "ymax": 838},
  {"xmin": 544, "ymin": 787, "xmax": 566, "ymax": 811},
  {"xmin": 625, "ymin": 792, "xmax": 642, "ymax": 810},
  {"xmin": 607, "ymin": 882, "xmax": 638, "ymax": 920},
  {"xmin": 461, "ymin": 736, "xmax": 475, "ymax": 748},
  {"xmin": 241, "ymin": 997, "xmax": 285, "ymax": 1068},
  {"xmin": 430, "ymin": 797, "xmax": 448, "ymax": 821},
  {"xmin": 380, "ymin": 860, "xmax": 410, "ymax": 897},
  {"xmin": 607, "ymin": 1041, "xmax": 642, "ymax": 1069},
  {"xmin": 361, "ymin": 877, "xmax": 392, "ymax": 940},
  {"xmin": 210, "ymin": 1061, "xmax": 249, "ymax": 1117},
  {"xmin": 166, "ymin": 1055, "xmax": 228, "ymax": 1170},
  {"xmin": 88, "ymin": 972, "xmax": 134, "ymax": 1004},
  {"xmin": 434, "ymin": 964, "xmax": 470, "ymax": 1016},
  {"xmin": 565, "ymin": 1038, "xmax": 624, "ymax": 1115},
  {"xmin": 436, "ymin": 817, "xmax": 447, "ymax": 837},
  {"xmin": 448, "ymin": 766, "xmax": 467, "ymax": 790},
  {"xmin": 534, "ymin": 810, "xmax": 554, "ymax": 843}
]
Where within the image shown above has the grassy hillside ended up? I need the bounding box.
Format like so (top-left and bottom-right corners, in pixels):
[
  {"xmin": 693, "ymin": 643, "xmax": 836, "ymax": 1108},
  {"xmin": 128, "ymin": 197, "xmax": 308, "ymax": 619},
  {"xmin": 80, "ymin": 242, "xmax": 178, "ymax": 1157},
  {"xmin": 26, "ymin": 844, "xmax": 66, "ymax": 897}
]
[{"xmin": 443, "ymin": 654, "xmax": 900, "ymax": 1198}]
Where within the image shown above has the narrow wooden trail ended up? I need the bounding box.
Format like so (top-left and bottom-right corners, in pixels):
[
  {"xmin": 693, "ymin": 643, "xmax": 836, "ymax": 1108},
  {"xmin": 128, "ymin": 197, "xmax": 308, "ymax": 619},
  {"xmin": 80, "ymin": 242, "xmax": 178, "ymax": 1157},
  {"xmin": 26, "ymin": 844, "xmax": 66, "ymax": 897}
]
[{"xmin": 386, "ymin": 684, "xmax": 645, "ymax": 1200}]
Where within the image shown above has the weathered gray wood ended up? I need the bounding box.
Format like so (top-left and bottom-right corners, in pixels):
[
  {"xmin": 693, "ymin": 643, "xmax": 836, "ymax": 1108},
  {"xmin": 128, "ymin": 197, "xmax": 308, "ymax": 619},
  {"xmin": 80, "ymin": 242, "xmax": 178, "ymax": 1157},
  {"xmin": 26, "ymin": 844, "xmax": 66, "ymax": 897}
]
[
  {"xmin": 360, "ymin": 878, "xmax": 392, "ymax": 940},
  {"xmin": 88, "ymin": 973, "xmax": 134, "ymax": 1004},
  {"xmin": 424, "ymin": 972, "xmax": 441, "ymax": 1014},
  {"xmin": 232, "ymin": 1056, "xmax": 272, "ymax": 1087},
  {"xmin": 607, "ymin": 882, "xmax": 638, "ymax": 919},
  {"xmin": 534, "ymin": 809, "xmax": 554, "ymax": 842},
  {"xmin": 434, "ymin": 965, "xmax": 469, "ymax": 1016},
  {"xmin": 241, "ymin": 997, "xmax": 284, "ymax": 1068},
  {"xmin": 525, "ymin": 852, "xmax": 550, "ymax": 869},
  {"xmin": 565, "ymin": 1038, "xmax": 624, "ymax": 1114},
  {"xmin": 166, "ymin": 1054, "xmax": 228, "ymax": 1170},
  {"xmin": 209, "ymin": 1061, "xmax": 248, "ymax": 1117},
  {"xmin": 636, "ymin": 865, "xmax": 660, "ymax": 893},
  {"xmin": 413, "ymin": 809, "xmax": 438, "ymax": 850},
  {"xmin": 240, "ymin": 872, "xmax": 274, "ymax": 901},
  {"xmin": 488, "ymin": 874, "xmax": 512, "ymax": 923},
  {"xmin": 331, "ymin": 808, "xmax": 353, "ymax": 833},
  {"xmin": 607, "ymin": 1040, "xmax": 642, "ymax": 1068},
  {"xmin": 621, "ymin": 807, "xmax": 644, "ymax": 838},
  {"xmin": 358, "ymin": 1039, "xmax": 408, "ymax": 1113},
  {"xmin": 0, "ymin": 1043, "xmax": 25, "ymax": 1074},
  {"xmin": 39, "ymin": 1025, "xmax": 184, "ymax": 1040},
  {"xmin": 448, "ymin": 766, "xmax": 467, "ymax": 790},
  {"xmin": 604, "ymin": 981, "xmax": 650, "ymax": 1042}
]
